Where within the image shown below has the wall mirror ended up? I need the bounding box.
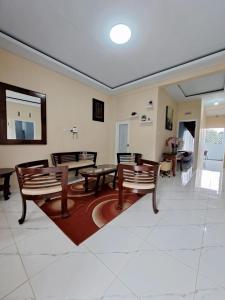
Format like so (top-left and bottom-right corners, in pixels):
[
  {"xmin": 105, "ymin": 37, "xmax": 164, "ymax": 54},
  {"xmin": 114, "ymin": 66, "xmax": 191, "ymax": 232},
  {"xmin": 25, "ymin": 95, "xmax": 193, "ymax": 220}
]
[{"xmin": 0, "ymin": 82, "xmax": 47, "ymax": 144}]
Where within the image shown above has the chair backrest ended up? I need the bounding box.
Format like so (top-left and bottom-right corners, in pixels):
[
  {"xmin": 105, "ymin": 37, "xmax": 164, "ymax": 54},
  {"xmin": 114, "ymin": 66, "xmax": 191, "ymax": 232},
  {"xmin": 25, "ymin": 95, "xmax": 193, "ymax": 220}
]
[
  {"xmin": 139, "ymin": 158, "xmax": 160, "ymax": 180},
  {"xmin": 15, "ymin": 159, "xmax": 49, "ymax": 169},
  {"xmin": 118, "ymin": 160, "xmax": 159, "ymax": 187},
  {"xmin": 117, "ymin": 153, "xmax": 142, "ymax": 164},
  {"xmin": 78, "ymin": 151, "xmax": 97, "ymax": 162},
  {"xmin": 51, "ymin": 152, "xmax": 97, "ymax": 165},
  {"xmin": 15, "ymin": 165, "xmax": 68, "ymax": 192}
]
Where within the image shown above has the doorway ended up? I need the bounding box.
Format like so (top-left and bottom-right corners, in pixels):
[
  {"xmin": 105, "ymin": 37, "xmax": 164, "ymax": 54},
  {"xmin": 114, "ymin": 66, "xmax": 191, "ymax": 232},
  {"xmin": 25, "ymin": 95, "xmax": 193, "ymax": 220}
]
[
  {"xmin": 115, "ymin": 121, "xmax": 130, "ymax": 159},
  {"xmin": 178, "ymin": 121, "xmax": 196, "ymax": 152},
  {"xmin": 204, "ymin": 128, "xmax": 225, "ymax": 161}
]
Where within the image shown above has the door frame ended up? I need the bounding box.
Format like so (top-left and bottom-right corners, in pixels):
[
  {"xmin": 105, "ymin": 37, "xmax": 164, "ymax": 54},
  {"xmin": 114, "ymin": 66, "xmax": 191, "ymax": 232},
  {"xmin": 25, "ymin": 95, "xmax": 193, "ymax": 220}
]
[{"xmin": 115, "ymin": 121, "xmax": 130, "ymax": 162}]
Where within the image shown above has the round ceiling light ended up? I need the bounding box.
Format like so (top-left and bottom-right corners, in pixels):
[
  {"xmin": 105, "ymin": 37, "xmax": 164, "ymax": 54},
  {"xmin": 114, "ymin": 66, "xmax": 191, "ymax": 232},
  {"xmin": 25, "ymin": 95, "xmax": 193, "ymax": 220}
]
[
  {"xmin": 214, "ymin": 102, "xmax": 219, "ymax": 106},
  {"xmin": 110, "ymin": 24, "xmax": 131, "ymax": 44}
]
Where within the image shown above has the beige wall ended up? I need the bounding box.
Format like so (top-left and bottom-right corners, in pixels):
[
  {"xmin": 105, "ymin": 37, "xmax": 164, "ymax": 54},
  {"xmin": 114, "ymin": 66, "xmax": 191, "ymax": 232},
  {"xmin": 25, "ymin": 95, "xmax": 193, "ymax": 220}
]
[
  {"xmin": 206, "ymin": 115, "xmax": 225, "ymax": 128},
  {"xmin": 0, "ymin": 49, "xmax": 115, "ymax": 187},
  {"xmin": 112, "ymin": 86, "xmax": 159, "ymax": 160},
  {"xmin": 155, "ymin": 88, "xmax": 177, "ymax": 161},
  {"xmin": 177, "ymin": 99, "xmax": 201, "ymax": 122}
]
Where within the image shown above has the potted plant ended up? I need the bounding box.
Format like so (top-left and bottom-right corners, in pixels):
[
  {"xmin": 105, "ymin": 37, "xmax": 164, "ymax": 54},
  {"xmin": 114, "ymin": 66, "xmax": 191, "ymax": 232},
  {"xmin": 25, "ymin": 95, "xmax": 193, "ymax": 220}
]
[{"xmin": 165, "ymin": 137, "xmax": 183, "ymax": 154}]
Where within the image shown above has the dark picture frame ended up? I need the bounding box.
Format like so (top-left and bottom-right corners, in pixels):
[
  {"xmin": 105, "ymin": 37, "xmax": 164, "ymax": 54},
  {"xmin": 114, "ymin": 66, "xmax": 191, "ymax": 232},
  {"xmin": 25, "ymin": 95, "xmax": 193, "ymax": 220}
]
[
  {"xmin": 92, "ymin": 98, "xmax": 104, "ymax": 122},
  {"xmin": 165, "ymin": 106, "xmax": 174, "ymax": 131}
]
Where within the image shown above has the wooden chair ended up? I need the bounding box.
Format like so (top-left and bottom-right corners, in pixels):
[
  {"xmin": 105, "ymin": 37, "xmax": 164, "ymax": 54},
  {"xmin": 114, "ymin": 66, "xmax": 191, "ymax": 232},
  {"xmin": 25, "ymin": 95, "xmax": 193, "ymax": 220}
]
[
  {"xmin": 117, "ymin": 153, "xmax": 142, "ymax": 165},
  {"xmin": 117, "ymin": 159, "xmax": 160, "ymax": 214},
  {"xmin": 15, "ymin": 160, "xmax": 69, "ymax": 224}
]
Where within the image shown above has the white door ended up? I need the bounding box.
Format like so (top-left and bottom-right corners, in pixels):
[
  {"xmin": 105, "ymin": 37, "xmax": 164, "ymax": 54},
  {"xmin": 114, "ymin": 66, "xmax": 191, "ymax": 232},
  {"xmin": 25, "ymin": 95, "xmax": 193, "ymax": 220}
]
[{"xmin": 115, "ymin": 121, "xmax": 130, "ymax": 154}]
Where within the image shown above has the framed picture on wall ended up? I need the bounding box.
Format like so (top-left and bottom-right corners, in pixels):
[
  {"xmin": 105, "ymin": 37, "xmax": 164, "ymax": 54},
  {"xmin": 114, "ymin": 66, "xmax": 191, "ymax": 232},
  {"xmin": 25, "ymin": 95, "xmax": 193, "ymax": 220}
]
[
  {"xmin": 92, "ymin": 98, "xmax": 104, "ymax": 122},
  {"xmin": 165, "ymin": 106, "xmax": 174, "ymax": 130}
]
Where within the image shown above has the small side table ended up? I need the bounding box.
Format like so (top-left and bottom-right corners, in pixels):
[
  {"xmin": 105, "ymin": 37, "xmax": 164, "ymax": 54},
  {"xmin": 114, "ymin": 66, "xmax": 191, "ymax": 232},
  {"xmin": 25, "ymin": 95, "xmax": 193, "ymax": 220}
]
[
  {"xmin": 0, "ymin": 168, "xmax": 15, "ymax": 200},
  {"xmin": 162, "ymin": 153, "xmax": 177, "ymax": 176}
]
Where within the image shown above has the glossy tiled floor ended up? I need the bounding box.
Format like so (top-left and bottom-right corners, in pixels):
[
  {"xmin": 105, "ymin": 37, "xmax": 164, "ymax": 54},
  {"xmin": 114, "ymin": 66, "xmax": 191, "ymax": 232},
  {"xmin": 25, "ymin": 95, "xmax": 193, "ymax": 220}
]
[{"xmin": 1, "ymin": 160, "xmax": 225, "ymax": 299}]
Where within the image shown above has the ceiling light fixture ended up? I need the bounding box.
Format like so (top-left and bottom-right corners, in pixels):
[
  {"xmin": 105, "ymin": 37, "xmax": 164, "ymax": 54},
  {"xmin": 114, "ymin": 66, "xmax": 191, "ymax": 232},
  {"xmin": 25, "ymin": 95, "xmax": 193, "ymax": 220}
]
[
  {"xmin": 110, "ymin": 24, "xmax": 131, "ymax": 44},
  {"xmin": 214, "ymin": 102, "xmax": 219, "ymax": 106}
]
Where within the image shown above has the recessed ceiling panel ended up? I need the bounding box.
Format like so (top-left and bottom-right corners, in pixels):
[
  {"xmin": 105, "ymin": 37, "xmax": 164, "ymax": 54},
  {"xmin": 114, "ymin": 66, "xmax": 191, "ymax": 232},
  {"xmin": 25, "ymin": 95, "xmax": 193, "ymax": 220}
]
[
  {"xmin": 1, "ymin": 0, "xmax": 225, "ymax": 88},
  {"xmin": 178, "ymin": 72, "xmax": 225, "ymax": 97}
]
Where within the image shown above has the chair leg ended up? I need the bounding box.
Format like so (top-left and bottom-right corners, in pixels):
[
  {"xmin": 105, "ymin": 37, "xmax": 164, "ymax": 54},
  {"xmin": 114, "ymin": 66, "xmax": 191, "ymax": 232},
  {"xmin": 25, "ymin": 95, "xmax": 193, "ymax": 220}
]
[
  {"xmin": 61, "ymin": 193, "xmax": 69, "ymax": 218},
  {"xmin": 18, "ymin": 197, "xmax": 27, "ymax": 224},
  {"xmin": 117, "ymin": 187, "xmax": 124, "ymax": 210},
  {"xmin": 152, "ymin": 190, "xmax": 159, "ymax": 214}
]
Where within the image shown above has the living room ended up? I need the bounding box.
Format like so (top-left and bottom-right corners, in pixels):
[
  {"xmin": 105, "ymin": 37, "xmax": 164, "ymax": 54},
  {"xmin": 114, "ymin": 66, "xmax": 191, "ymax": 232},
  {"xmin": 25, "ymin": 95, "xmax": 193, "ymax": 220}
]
[{"xmin": 1, "ymin": 1, "xmax": 225, "ymax": 299}]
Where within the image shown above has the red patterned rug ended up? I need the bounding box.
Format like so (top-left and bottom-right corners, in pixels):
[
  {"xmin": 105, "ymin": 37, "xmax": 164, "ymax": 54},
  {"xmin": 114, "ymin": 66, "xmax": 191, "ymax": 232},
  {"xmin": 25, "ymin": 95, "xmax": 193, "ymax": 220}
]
[{"xmin": 35, "ymin": 179, "xmax": 141, "ymax": 245}]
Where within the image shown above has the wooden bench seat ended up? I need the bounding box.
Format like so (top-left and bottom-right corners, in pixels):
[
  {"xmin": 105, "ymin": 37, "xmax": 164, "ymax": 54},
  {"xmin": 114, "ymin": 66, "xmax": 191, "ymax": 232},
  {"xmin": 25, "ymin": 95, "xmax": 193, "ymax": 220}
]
[{"xmin": 51, "ymin": 151, "xmax": 97, "ymax": 176}]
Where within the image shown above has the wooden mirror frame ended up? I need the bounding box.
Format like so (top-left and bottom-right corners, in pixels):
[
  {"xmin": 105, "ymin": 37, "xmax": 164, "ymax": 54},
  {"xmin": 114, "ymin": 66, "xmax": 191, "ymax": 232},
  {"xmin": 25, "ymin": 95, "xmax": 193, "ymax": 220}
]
[{"xmin": 0, "ymin": 82, "xmax": 47, "ymax": 145}]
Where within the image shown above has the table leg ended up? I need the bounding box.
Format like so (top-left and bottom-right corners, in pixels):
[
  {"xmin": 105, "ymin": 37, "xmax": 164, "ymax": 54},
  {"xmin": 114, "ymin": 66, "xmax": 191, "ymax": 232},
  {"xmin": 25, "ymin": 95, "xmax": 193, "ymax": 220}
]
[
  {"xmin": 3, "ymin": 175, "xmax": 10, "ymax": 200},
  {"xmin": 84, "ymin": 176, "xmax": 89, "ymax": 192},
  {"xmin": 172, "ymin": 158, "xmax": 176, "ymax": 176},
  {"xmin": 113, "ymin": 170, "xmax": 117, "ymax": 189},
  {"xmin": 95, "ymin": 175, "xmax": 100, "ymax": 196},
  {"xmin": 102, "ymin": 174, "xmax": 105, "ymax": 186}
]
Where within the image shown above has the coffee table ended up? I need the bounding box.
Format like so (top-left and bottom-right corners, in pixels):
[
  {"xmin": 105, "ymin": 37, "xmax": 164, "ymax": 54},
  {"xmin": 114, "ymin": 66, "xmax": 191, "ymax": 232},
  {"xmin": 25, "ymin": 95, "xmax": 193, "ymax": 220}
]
[
  {"xmin": 80, "ymin": 164, "xmax": 117, "ymax": 195},
  {"xmin": 0, "ymin": 168, "xmax": 15, "ymax": 200}
]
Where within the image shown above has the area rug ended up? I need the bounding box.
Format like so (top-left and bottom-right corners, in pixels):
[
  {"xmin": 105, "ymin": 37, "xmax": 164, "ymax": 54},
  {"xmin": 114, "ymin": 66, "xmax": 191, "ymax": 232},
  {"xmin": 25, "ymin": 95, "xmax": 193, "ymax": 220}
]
[{"xmin": 35, "ymin": 179, "xmax": 141, "ymax": 245}]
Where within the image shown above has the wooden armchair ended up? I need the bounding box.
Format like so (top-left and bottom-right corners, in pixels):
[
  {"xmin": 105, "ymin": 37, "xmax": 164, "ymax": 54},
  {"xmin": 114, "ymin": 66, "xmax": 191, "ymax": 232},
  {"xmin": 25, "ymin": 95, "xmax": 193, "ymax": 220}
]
[
  {"xmin": 117, "ymin": 153, "xmax": 142, "ymax": 165},
  {"xmin": 15, "ymin": 160, "xmax": 69, "ymax": 224},
  {"xmin": 117, "ymin": 159, "xmax": 160, "ymax": 214}
]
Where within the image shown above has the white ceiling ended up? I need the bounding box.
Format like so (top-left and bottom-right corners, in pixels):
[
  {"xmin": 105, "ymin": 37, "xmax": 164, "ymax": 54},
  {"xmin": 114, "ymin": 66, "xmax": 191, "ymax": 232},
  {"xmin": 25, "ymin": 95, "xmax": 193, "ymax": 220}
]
[
  {"xmin": 165, "ymin": 72, "xmax": 225, "ymax": 102},
  {"xmin": 165, "ymin": 71, "xmax": 225, "ymax": 116},
  {"xmin": 1, "ymin": 0, "xmax": 225, "ymax": 91},
  {"xmin": 203, "ymin": 91, "xmax": 225, "ymax": 116}
]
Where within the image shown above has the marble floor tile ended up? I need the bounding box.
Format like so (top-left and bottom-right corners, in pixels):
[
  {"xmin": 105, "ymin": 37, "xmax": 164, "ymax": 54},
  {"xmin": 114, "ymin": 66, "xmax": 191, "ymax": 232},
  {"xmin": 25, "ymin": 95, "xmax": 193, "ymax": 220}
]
[
  {"xmin": 165, "ymin": 249, "xmax": 201, "ymax": 270},
  {"xmin": 0, "ymin": 254, "xmax": 28, "ymax": 299},
  {"xmin": 15, "ymin": 227, "xmax": 87, "ymax": 255},
  {"xmin": 84, "ymin": 226, "xmax": 144, "ymax": 275},
  {"xmin": 207, "ymin": 198, "xmax": 225, "ymax": 209},
  {"xmin": 159, "ymin": 199, "xmax": 208, "ymax": 211},
  {"xmin": 203, "ymin": 223, "xmax": 225, "ymax": 247},
  {"xmin": 0, "ymin": 244, "xmax": 19, "ymax": 255},
  {"xmin": 102, "ymin": 278, "xmax": 138, "ymax": 300},
  {"xmin": 15, "ymin": 227, "xmax": 88, "ymax": 278},
  {"xmin": 110, "ymin": 210, "xmax": 163, "ymax": 227},
  {"xmin": 194, "ymin": 274, "xmax": 225, "ymax": 300},
  {"xmin": 2, "ymin": 282, "xmax": 35, "ymax": 300},
  {"xmin": 0, "ymin": 196, "xmax": 38, "ymax": 213},
  {"xmin": 30, "ymin": 253, "xmax": 115, "ymax": 300},
  {"xmin": 5, "ymin": 210, "xmax": 55, "ymax": 229},
  {"xmin": 146, "ymin": 225, "xmax": 204, "ymax": 250},
  {"xmin": 158, "ymin": 210, "xmax": 206, "ymax": 226},
  {"xmin": 0, "ymin": 212, "xmax": 9, "ymax": 229},
  {"xmin": 141, "ymin": 294, "xmax": 194, "ymax": 300},
  {"xmin": 125, "ymin": 225, "xmax": 155, "ymax": 240},
  {"xmin": 1, "ymin": 161, "xmax": 225, "ymax": 299},
  {"xmin": 118, "ymin": 250, "xmax": 197, "ymax": 298},
  {"xmin": 0, "ymin": 229, "xmax": 15, "ymax": 251},
  {"xmin": 206, "ymin": 209, "xmax": 225, "ymax": 223},
  {"xmin": 84, "ymin": 226, "xmax": 143, "ymax": 253},
  {"xmin": 194, "ymin": 289, "xmax": 225, "ymax": 300},
  {"xmin": 198, "ymin": 247, "xmax": 225, "ymax": 287}
]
